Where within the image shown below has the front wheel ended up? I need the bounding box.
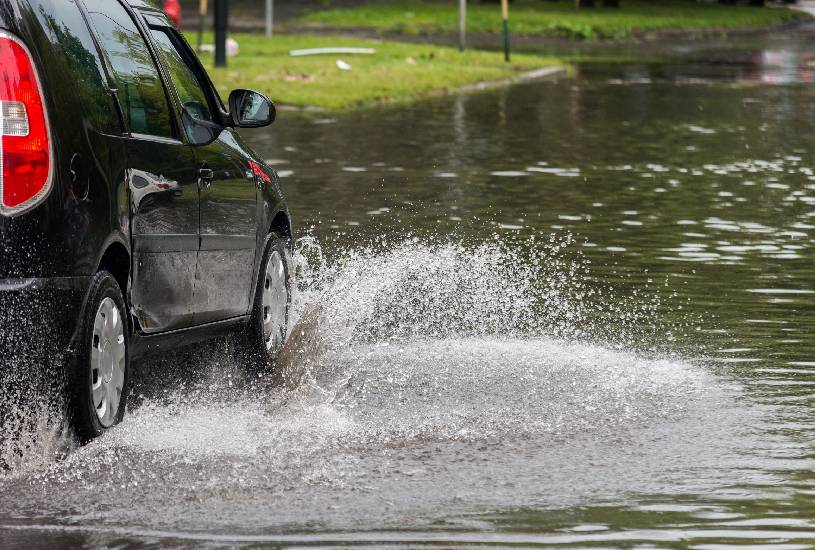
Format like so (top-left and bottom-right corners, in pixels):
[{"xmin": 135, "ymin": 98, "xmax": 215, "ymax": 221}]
[
  {"xmin": 68, "ymin": 271, "xmax": 129, "ymax": 442},
  {"xmin": 235, "ymin": 233, "xmax": 292, "ymax": 370}
]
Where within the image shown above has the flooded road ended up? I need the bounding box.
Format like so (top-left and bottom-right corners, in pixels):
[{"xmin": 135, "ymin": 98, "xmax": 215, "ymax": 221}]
[{"xmin": 4, "ymin": 29, "xmax": 815, "ymax": 547}]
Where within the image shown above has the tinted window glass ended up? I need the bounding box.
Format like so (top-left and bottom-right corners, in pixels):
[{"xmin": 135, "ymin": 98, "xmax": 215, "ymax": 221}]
[
  {"xmin": 149, "ymin": 27, "xmax": 218, "ymax": 145},
  {"xmin": 86, "ymin": 2, "xmax": 173, "ymax": 138},
  {"xmin": 43, "ymin": 0, "xmax": 119, "ymax": 133}
]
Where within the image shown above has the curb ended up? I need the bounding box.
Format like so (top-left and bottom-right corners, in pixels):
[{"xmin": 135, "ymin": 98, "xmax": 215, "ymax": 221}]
[{"xmin": 274, "ymin": 64, "xmax": 567, "ymax": 112}]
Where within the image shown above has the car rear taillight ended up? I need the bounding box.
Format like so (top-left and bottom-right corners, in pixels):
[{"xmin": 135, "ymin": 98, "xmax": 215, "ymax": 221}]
[{"xmin": 0, "ymin": 32, "xmax": 51, "ymax": 216}]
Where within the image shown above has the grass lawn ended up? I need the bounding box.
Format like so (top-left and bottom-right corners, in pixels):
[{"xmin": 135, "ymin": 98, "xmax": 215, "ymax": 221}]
[
  {"xmin": 191, "ymin": 33, "xmax": 564, "ymax": 110},
  {"xmin": 294, "ymin": 0, "xmax": 808, "ymax": 40}
]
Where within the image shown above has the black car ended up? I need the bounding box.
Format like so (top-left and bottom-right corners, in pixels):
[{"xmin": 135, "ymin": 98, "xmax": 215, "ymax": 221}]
[{"xmin": 0, "ymin": 0, "xmax": 292, "ymax": 441}]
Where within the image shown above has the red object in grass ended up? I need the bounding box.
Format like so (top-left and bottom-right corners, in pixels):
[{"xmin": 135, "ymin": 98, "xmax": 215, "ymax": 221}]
[{"xmin": 163, "ymin": 0, "xmax": 182, "ymax": 28}]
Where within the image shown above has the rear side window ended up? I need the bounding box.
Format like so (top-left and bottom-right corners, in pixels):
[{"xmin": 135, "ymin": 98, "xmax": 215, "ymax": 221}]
[
  {"xmin": 43, "ymin": 0, "xmax": 119, "ymax": 134},
  {"xmin": 85, "ymin": 1, "xmax": 174, "ymax": 139}
]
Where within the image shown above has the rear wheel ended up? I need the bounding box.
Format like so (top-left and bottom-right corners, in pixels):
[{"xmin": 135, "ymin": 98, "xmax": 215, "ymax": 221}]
[
  {"xmin": 69, "ymin": 271, "xmax": 129, "ymax": 442},
  {"xmin": 236, "ymin": 233, "xmax": 291, "ymax": 370}
]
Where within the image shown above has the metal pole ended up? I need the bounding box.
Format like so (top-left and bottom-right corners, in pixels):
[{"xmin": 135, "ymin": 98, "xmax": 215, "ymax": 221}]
[
  {"xmin": 266, "ymin": 0, "xmax": 274, "ymax": 37},
  {"xmin": 214, "ymin": 0, "xmax": 227, "ymax": 67},
  {"xmin": 500, "ymin": 0, "xmax": 510, "ymax": 62},
  {"xmin": 458, "ymin": 0, "xmax": 466, "ymax": 51},
  {"xmin": 197, "ymin": 0, "xmax": 207, "ymax": 52}
]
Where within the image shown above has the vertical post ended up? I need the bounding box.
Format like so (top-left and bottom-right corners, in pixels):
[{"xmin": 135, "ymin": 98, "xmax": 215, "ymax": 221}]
[
  {"xmin": 197, "ymin": 0, "xmax": 207, "ymax": 52},
  {"xmin": 214, "ymin": 0, "xmax": 228, "ymax": 67},
  {"xmin": 266, "ymin": 0, "xmax": 274, "ymax": 37},
  {"xmin": 501, "ymin": 0, "xmax": 510, "ymax": 62},
  {"xmin": 458, "ymin": 0, "xmax": 466, "ymax": 51}
]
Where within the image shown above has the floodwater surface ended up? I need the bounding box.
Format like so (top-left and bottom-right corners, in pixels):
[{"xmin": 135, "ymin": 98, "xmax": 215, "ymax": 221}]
[{"xmin": 3, "ymin": 30, "xmax": 815, "ymax": 548}]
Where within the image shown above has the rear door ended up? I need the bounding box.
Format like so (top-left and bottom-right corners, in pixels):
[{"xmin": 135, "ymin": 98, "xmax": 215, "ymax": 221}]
[
  {"xmin": 145, "ymin": 22, "xmax": 258, "ymax": 324},
  {"xmin": 84, "ymin": 1, "xmax": 200, "ymax": 333}
]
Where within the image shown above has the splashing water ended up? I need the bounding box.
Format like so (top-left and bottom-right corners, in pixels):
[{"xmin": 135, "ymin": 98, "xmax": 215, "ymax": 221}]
[
  {"xmin": 0, "ymin": 230, "xmax": 748, "ymax": 536},
  {"xmin": 288, "ymin": 232, "xmax": 671, "ymax": 355},
  {"xmin": 264, "ymin": 232, "xmax": 714, "ymax": 449},
  {"xmin": 0, "ymin": 292, "xmax": 76, "ymax": 474},
  {"xmin": 0, "ymin": 405, "xmax": 72, "ymax": 475}
]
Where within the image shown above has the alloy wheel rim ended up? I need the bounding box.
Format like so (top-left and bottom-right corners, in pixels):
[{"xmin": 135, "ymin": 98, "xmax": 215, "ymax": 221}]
[
  {"xmin": 90, "ymin": 297, "xmax": 126, "ymax": 428},
  {"xmin": 262, "ymin": 251, "xmax": 288, "ymax": 352}
]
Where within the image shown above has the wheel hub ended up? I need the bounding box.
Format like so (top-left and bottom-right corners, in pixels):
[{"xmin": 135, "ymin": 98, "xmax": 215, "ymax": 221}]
[
  {"xmin": 262, "ymin": 250, "xmax": 288, "ymax": 352},
  {"xmin": 91, "ymin": 297, "xmax": 126, "ymax": 428}
]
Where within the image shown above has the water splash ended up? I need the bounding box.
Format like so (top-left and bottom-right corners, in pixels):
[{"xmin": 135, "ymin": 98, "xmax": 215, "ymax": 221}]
[
  {"xmin": 0, "ymin": 231, "xmax": 756, "ymax": 535},
  {"xmin": 2, "ymin": 231, "xmax": 694, "ymax": 482},
  {"xmin": 265, "ymin": 231, "xmax": 710, "ymax": 447},
  {"xmin": 0, "ymin": 404, "xmax": 72, "ymax": 475},
  {"xmin": 0, "ymin": 294, "xmax": 75, "ymax": 474},
  {"xmin": 282, "ymin": 232, "xmax": 676, "ymax": 381}
]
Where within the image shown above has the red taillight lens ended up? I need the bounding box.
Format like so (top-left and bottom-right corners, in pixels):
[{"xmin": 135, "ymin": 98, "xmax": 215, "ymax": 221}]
[{"xmin": 0, "ymin": 34, "xmax": 51, "ymax": 216}]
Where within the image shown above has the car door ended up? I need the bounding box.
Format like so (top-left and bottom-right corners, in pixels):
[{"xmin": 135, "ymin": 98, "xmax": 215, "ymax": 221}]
[
  {"xmin": 145, "ymin": 22, "xmax": 258, "ymax": 325},
  {"xmin": 195, "ymin": 130, "xmax": 259, "ymax": 323},
  {"xmin": 85, "ymin": 1, "xmax": 200, "ymax": 333}
]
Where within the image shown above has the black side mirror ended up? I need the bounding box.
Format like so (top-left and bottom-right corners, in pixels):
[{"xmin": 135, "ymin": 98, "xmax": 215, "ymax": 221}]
[
  {"xmin": 181, "ymin": 101, "xmax": 220, "ymax": 145},
  {"xmin": 228, "ymin": 89, "xmax": 276, "ymax": 128}
]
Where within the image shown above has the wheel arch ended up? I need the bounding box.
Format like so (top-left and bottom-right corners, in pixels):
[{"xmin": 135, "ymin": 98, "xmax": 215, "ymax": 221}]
[
  {"xmin": 269, "ymin": 210, "xmax": 292, "ymax": 242},
  {"xmin": 95, "ymin": 239, "xmax": 131, "ymax": 298},
  {"xmin": 68, "ymin": 237, "xmax": 132, "ymax": 357},
  {"xmin": 268, "ymin": 209, "xmax": 294, "ymax": 303}
]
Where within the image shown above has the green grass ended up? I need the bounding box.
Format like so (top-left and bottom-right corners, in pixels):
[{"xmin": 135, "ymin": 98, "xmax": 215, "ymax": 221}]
[
  {"xmin": 191, "ymin": 33, "xmax": 563, "ymax": 110},
  {"xmin": 295, "ymin": 0, "xmax": 807, "ymax": 40}
]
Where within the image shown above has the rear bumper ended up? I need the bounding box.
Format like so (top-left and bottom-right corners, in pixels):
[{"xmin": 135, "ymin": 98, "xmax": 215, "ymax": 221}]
[{"xmin": 0, "ymin": 276, "xmax": 91, "ymax": 369}]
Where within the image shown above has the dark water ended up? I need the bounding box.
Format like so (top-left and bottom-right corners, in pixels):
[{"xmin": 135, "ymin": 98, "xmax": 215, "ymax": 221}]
[{"xmin": 4, "ymin": 30, "xmax": 815, "ymax": 548}]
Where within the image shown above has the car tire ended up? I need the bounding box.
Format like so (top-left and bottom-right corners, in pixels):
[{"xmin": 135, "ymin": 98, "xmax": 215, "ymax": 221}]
[
  {"xmin": 235, "ymin": 233, "xmax": 292, "ymax": 371},
  {"xmin": 68, "ymin": 271, "xmax": 129, "ymax": 443}
]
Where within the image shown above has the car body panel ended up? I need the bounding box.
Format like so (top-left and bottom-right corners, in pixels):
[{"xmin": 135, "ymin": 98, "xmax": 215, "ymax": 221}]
[
  {"xmin": 194, "ymin": 129, "xmax": 259, "ymax": 323},
  {"xmin": 0, "ymin": 0, "xmax": 128, "ymax": 282},
  {"xmin": 127, "ymin": 143, "xmax": 200, "ymax": 333},
  {"xmin": 0, "ymin": 0, "xmax": 292, "ymax": 363}
]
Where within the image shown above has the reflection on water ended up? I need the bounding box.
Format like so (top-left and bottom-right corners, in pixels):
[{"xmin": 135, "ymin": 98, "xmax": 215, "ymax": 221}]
[
  {"xmin": 602, "ymin": 45, "xmax": 815, "ymax": 85},
  {"xmin": 4, "ymin": 30, "xmax": 815, "ymax": 547}
]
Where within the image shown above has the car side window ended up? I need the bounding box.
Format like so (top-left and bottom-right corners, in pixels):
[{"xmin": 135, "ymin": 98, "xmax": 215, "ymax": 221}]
[
  {"xmin": 85, "ymin": 1, "xmax": 174, "ymax": 139},
  {"xmin": 46, "ymin": 0, "xmax": 120, "ymax": 134},
  {"xmin": 148, "ymin": 26, "xmax": 220, "ymax": 145}
]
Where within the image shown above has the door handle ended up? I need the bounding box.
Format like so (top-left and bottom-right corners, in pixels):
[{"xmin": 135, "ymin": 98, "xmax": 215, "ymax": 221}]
[{"xmin": 198, "ymin": 167, "xmax": 214, "ymax": 189}]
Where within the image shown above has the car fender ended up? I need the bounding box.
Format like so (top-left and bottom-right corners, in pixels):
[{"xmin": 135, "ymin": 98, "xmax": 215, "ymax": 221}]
[{"xmin": 68, "ymin": 231, "xmax": 132, "ymax": 351}]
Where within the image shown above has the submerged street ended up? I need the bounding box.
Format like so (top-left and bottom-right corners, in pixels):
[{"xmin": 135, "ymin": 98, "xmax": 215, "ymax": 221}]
[{"xmin": 4, "ymin": 27, "xmax": 815, "ymax": 547}]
